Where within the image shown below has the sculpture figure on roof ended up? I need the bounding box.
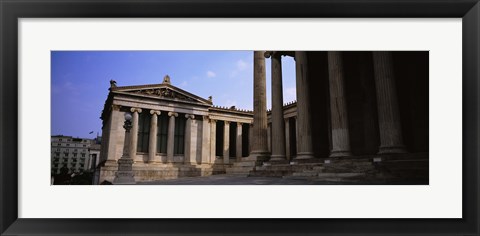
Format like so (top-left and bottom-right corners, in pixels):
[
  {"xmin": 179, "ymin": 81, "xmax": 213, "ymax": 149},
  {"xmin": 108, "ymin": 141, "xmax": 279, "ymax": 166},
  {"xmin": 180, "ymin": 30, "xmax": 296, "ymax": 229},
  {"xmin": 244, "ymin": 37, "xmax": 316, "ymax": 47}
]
[
  {"xmin": 163, "ymin": 75, "xmax": 171, "ymax": 84},
  {"xmin": 109, "ymin": 80, "xmax": 117, "ymax": 88}
]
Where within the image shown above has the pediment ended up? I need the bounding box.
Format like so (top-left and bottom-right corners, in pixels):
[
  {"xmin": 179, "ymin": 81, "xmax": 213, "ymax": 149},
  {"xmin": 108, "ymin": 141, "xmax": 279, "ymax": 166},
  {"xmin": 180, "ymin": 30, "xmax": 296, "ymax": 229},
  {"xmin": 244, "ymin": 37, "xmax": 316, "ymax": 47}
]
[{"xmin": 112, "ymin": 84, "xmax": 212, "ymax": 105}]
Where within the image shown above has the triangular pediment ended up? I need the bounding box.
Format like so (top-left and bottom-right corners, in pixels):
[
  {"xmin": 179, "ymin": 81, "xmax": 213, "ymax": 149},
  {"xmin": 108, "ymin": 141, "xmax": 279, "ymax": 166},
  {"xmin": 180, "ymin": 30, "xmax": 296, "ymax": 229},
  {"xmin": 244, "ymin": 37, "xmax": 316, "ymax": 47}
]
[{"xmin": 111, "ymin": 83, "xmax": 212, "ymax": 106}]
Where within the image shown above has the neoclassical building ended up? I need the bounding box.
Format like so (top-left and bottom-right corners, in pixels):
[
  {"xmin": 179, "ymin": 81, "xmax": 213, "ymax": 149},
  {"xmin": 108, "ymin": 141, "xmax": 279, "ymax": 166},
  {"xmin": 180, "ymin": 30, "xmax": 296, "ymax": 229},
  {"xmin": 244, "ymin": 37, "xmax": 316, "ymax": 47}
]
[{"xmin": 98, "ymin": 51, "xmax": 428, "ymax": 184}]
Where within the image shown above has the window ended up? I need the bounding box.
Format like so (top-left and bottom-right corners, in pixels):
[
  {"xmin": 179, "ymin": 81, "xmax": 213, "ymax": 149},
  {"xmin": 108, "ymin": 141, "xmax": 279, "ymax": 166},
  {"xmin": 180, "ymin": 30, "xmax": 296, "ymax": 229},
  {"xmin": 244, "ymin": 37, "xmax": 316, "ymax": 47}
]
[
  {"xmin": 173, "ymin": 114, "xmax": 186, "ymax": 155},
  {"xmin": 156, "ymin": 114, "xmax": 169, "ymax": 153},
  {"xmin": 81, "ymin": 153, "xmax": 85, "ymax": 157},
  {"xmin": 137, "ymin": 112, "xmax": 150, "ymax": 153},
  {"xmin": 73, "ymin": 153, "xmax": 77, "ymax": 157}
]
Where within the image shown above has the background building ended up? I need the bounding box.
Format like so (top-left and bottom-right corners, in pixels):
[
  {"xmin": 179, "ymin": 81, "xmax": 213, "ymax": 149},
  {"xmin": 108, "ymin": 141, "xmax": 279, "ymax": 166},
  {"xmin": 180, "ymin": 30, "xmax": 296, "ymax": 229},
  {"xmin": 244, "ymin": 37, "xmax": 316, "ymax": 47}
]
[{"xmin": 51, "ymin": 135, "xmax": 99, "ymax": 175}]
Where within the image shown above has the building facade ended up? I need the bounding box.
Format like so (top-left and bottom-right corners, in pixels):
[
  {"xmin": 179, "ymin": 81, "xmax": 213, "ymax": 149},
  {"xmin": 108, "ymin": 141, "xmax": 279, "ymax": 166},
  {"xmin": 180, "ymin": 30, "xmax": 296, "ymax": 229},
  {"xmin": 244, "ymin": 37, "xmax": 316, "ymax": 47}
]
[
  {"xmin": 51, "ymin": 135, "xmax": 97, "ymax": 175},
  {"xmin": 98, "ymin": 51, "xmax": 429, "ymax": 184}
]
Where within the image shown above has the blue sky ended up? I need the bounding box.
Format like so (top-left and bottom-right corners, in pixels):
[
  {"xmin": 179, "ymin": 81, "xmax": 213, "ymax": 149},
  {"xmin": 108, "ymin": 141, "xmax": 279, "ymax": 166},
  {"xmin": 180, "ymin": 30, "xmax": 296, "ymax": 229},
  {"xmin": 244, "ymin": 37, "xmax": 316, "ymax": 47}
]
[{"xmin": 51, "ymin": 51, "xmax": 297, "ymax": 138}]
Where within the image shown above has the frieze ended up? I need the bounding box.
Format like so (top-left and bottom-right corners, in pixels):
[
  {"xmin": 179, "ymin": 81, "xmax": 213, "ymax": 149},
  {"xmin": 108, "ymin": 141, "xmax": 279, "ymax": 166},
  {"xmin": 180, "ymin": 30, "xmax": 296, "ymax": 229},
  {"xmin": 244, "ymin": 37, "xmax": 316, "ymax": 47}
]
[{"xmin": 134, "ymin": 88, "xmax": 195, "ymax": 102}]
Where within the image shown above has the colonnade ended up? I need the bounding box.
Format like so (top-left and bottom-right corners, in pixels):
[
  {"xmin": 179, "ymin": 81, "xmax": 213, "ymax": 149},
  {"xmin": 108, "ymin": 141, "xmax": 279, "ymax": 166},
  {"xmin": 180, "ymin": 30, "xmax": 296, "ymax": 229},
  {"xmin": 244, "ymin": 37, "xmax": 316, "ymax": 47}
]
[
  {"xmin": 123, "ymin": 106, "xmax": 249, "ymax": 164},
  {"xmin": 257, "ymin": 51, "xmax": 407, "ymax": 160}
]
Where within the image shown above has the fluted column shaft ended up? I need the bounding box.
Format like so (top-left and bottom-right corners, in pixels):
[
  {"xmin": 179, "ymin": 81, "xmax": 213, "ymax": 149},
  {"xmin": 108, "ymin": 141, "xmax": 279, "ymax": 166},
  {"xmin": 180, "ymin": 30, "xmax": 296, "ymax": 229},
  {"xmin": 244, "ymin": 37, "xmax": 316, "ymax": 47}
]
[
  {"xmin": 284, "ymin": 118, "xmax": 291, "ymax": 161},
  {"xmin": 210, "ymin": 119, "xmax": 217, "ymax": 163},
  {"xmin": 249, "ymin": 51, "xmax": 270, "ymax": 160},
  {"xmin": 148, "ymin": 110, "xmax": 161, "ymax": 163},
  {"xmin": 201, "ymin": 116, "xmax": 211, "ymax": 164},
  {"xmin": 328, "ymin": 52, "xmax": 352, "ymax": 157},
  {"xmin": 167, "ymin": 112, "xmax": 178, "ymax": 162},
  {"xmin": 184, "ymin": 114, "xmax": 195, "ymax": 164},
  {"xmin": 130, "ymin": 108, "xmax": 142, "ymax": 161},
  {"xmin": 294, "ymin": 51, "xmax": 314, "ymax": 159},
  {"xmin": 270, "ymin": 53, "xmax": 287, "ymax": 160},
  {"xmin": 236, "ymin": 122, "xmax": 243, "ymax": 160},
  {"xmin": 372, "ymin": 52, "xmax": 406, "ymax": 154},
  {"xmin": 223, "ymin": 121, "xmax": 230, "ymax": 164}
]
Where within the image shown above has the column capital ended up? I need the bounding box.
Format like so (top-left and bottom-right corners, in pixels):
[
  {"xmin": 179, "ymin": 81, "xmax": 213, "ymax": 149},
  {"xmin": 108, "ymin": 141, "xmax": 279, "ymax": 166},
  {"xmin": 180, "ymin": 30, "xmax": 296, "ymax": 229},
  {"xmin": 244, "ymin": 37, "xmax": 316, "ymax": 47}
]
[
  {"xmin": 168, "ymin": 112, "xmax": 178, "ymax": 117},
  {"xmin": 185, "ymin": 114, "xmax": 195, "ymax": 119},
  {"xmin": 111, "ymin": 104, "xmax": 121, "ymax": 111},
  {"xmin": 130, "ymin": 107, "xmax": 142, "ymax": 113},
  {"xmin": 237, "ymin": 121, "xmax": 243, "ymax": 126},
  {"xmin": 224, "ymin": 120, "xmax": 230, "ymax": 125},
  {"xmin": 150, "ymin": 110, "xmax": 161, "ymax": 116},
  {"xmin": 210, "ymin": 119, "xmax": 217, "ymax": 123},
  {"xmin": 202, "ymin": 115, "xmax": 209, "ymax": 120}
]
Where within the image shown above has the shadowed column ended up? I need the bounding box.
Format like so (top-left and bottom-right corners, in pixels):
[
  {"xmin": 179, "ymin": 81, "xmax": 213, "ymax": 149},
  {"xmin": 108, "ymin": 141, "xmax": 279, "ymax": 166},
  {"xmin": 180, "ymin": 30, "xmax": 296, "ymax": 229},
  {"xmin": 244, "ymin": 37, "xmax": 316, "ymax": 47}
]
[
  {"xmin": 373, "ymin": 51, "xmax": 407, "ymax": 154},
  {"xmin": 328, "ymin": 51, "xmax": 352, "ymax": 157},
  {"xmin": 294, "ymin": 51, "xmax": 314, "ymax": 159},
  {"xmin": 269, "ymin": 52, "xmax": 287, "ymax": 161}
]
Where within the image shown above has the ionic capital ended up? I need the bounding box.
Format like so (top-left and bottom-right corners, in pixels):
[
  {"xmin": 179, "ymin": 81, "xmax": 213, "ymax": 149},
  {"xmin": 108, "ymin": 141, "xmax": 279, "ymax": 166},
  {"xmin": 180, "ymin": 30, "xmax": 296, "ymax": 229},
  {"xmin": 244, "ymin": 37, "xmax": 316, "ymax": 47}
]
[
  {"xmin": 202, "ymin": 115, "xmax": 210, "ymax": 120},
  {"xmin": 150, "ymin": 110, "xmax": 161, "ymax": 116},
  {"xmin": 225, "ymin": 121, "xmax": 230, "ymax": 125},
  {"xmin": 185, "ymin": 114, "xmax": 195, "ymax": 120},
  {"xmin": 168, "ymin": 112, "xmax": 178, "ymax": 117},
  {"xmin": 130, "ymin": 107, "xmax": 142, "ymax": 113},
  {"xmin": 210, "ymin": 119, "xmax": 217, "ymax": 123}
]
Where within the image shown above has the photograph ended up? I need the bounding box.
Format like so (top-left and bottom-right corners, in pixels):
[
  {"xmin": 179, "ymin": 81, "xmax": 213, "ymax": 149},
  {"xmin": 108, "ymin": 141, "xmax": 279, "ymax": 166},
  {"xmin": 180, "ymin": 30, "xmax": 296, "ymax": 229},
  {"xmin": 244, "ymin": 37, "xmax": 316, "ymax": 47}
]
[{"xmin": 51, "ymin": 50, "xmax": 429, "ymax": 185}]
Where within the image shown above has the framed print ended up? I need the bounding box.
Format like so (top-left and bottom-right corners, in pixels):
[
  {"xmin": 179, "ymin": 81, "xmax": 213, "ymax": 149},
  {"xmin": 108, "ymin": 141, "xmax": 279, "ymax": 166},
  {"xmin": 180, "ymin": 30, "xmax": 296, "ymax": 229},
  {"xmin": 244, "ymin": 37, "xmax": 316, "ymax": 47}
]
[{"xmin": 1, "ymin": 0, "xmax": 479, "ymax": 235}]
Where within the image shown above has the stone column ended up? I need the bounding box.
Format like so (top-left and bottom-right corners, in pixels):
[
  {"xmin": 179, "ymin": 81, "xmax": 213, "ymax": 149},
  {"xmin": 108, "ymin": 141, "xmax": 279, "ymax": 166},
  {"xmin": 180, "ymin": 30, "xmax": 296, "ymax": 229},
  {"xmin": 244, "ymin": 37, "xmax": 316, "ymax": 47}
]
[
  {"xmin": 270, "ymin": 52, "xmax": 287, "ymax": 161},
  {"xmin": 267, "ymin": 123, "xmax": 271, "ymax": 153},
  {"xmin": 295, "ymin": 116, "xmax": 299, "ymax": 154},
  {"xmin": 106, "ymin": 104, "xmax": 121, "ymax": 165},
  {"xmin": 148, "ymin": 110, "xmax": 161, "ymax": 163},
  {"xmin": 248, "ymin": 123, "xmax": 253, "ymax": 154},
  {"xmin": 129, "ymin": 108, "xmax": 142, "ymax": 162},
  {"xmin": 248, "ymin": 51, "xmax": 270, "ymax": 161},
  {"xmin": 236, "ymin": 122, "xmax": 243, "ymax": 160},
  {"xmin": 223, "ymin": 121, "xmax": 230, "ymax": 164},
  {"xmin": 328, "ymin": 52, "xmax": 352, "ymax": 157},
  {"xmin": 210, "ymin": 119, "xmax": 217, "ymax": 163},
  {"xmin": 372, "ymin": 52, "xmax": 407, "ymax": 154},
  {"xmin": 294, "ymin": 51, "xmax": 314, "ymax": 159},
  {"xmin": 184, "ymin": 114, "xmax": 196, "ymax": 164},
  {"xmin": 201, "ymin": 116, "xmax": 211, "ymax": 164},
  {"xmin": 284, "ymin": 118, "xmax": 291, "ymax": 161},
  {"xmin": 167, "ymin": 112, "xmax": 178, "ymax": 162}
]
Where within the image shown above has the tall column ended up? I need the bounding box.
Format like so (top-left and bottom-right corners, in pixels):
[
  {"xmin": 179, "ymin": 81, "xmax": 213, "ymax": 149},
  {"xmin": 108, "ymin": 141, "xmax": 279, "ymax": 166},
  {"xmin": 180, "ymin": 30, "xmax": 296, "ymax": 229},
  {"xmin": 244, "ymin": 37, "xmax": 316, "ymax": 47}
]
[
  {"xmin": 184, "ymin": 114, "xmax": 196, "ymax": 164},
  {"xmin": 236, "ymin": 122, "xmax": 243, "ymax": 160},
  {"xmin": 167, "ymin": 112, "xmax": 178, "ymax": 162},
  {"xmin": 223, "ymin": 121, "xmax": 230, "ymax": 164},
  {"xmin": 284, "ymin": 118, "xmax": 291, "ymax": 161},
  {"xmin": 270, "ymin": 52, "xmax": 287, "ymax": 161},
  {"xmin": 372, "ymin": 52, "xmax": 407, "ymax": 154},
  {"xmin": 248, "ymin": 51, "xmax": 270, "ymax": 161},
  {"xmin": 248, "ymin": 123, "xmax": 253, "ymax": 154},
  {"xmin": 201, "ymin": 116, "xmax": 211, "ymax": 164},
  {"xmin": 148, "ymin": 110, "xmax": 161, "ymax": 163},
  {"xmin": 106, "ymin": 104, "xmax": 121, "ymax": 165},
  {"xmin": 210, "ymin": 119, "xmax": 217, "ymax": 163},
  {"xmin": 129, "ymin": 108, "xmax": 142, "ymax": 162},
  {"xmin": 294, "ymin": 51, "xmax": 314, "ymax": 159},
  {"xmin": 328, "ymin": 52, "xmax": 352, "ymax": 157}
]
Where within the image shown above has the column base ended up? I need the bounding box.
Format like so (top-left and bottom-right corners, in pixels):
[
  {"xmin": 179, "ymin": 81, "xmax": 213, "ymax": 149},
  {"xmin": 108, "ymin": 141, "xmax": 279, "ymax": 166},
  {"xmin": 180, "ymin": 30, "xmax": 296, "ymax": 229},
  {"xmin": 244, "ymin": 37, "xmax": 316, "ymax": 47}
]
[
  {"xmin": 295, "ymin": 152, "xmax": 315, "ymax": 159},
  {"xmin": 329, "ymin": 150, "xmax": 352, "ymax": 158},
  {"xmin": 378, "ymin": 146, "xmax": 407, "ymax": 154},
  {"xmin": 270, "ymin": 155, "xmax": 286, "ymax": 161},
  {"xmin": 245, "ymin": 151, "xmax": 270, "ymax": 162}
]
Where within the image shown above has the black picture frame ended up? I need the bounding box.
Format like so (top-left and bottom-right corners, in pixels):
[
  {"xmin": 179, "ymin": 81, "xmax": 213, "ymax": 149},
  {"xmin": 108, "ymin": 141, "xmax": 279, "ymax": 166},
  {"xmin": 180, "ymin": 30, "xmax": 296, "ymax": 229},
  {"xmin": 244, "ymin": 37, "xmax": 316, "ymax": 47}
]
[{"xmin": 1, "ymin": 0, "xmax": 479, "ymax": 235}]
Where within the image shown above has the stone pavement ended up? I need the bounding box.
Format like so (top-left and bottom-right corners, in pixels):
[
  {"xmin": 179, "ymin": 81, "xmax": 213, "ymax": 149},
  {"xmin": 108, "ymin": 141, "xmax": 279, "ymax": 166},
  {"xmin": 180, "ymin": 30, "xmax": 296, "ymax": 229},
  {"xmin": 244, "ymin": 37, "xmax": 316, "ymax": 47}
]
[{"xmin": 136, "ymin": 174, "xmax": 391, "ymax": 185}]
